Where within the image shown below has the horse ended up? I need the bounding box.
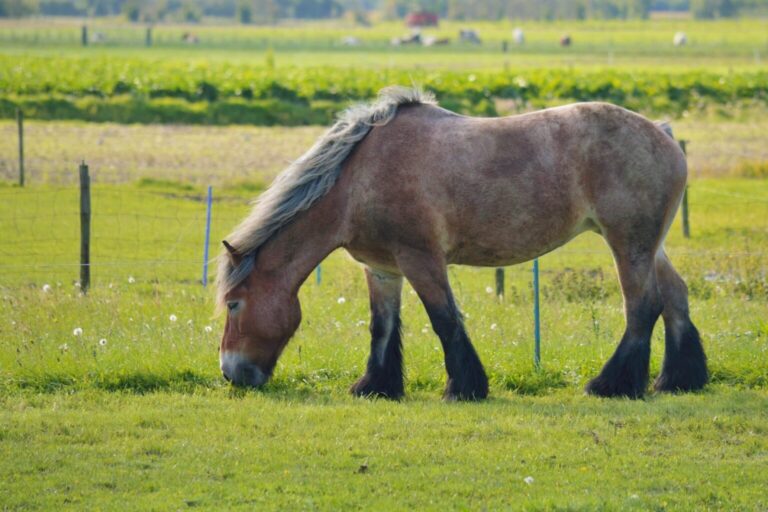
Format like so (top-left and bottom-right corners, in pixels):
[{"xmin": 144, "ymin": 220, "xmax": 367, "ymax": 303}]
[{"xmin": 216, "ymin": 87, "xmax": 708, "ymax": 401}]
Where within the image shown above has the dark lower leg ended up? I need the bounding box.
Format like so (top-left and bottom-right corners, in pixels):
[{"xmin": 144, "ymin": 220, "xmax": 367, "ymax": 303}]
[
  {"xmin": 425, "ymin": 300, "xmax": 488, "ymax": 401},
  {"xmin": 351, "ymin": 269, "xmax": 404, "ymax": 399},
  {"xmin": 653, "ymin": 253, "xmax": 708, "ymax": 392},
  {"xmin": 586, "ymin": 255, "xmax": 661, "ymax": 399}
]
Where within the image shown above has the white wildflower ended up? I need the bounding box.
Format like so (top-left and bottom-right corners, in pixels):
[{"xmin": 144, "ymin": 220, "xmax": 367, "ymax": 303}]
[
  {"xmin": 42, "ymin": 284, "xmax": 52, "ymax": 293},
  {"xmin": 59, "ymin": 343, "xmax": 69, "ymax": 351},
  {"xmin": 490, "ymin": 323, "xmax": 498, "ymax": 330},
  {"xmin": 485, "ymin": 286, "xmax": 493, "ymax": 294},
  {"xmin": 128, "ymin": 276, "xmax": 136, "ymax": 284},
  {"xmin": 73, "ymin": 327, "xmax": 83, "ymax": 336},
  {"xmin": 204, "ymin": 325, "xmax": 213, "ymax": 333},
  {"xmin": 187, "ymin": 319, "xmax": 193, "ymax": 326},
  {"xmin": 337, "ymin": 297, "xmax": 346, "ymax": 304}
]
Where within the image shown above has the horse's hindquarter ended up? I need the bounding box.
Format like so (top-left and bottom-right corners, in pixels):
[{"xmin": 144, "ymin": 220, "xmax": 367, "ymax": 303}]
[{"xmin": 343, "ymin": 103, "xmax": 686, "ymax": 269}]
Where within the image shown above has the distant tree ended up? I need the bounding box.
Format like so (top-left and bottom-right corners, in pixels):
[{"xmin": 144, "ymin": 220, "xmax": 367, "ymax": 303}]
[{"xmin": 0, "ymin": 0, "xmax": 39, "ymax": 16}]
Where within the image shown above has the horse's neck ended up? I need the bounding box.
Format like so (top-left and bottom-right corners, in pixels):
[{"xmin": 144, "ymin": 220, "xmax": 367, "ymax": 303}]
[{"xmin": 254, "ymin": 193, "xmax": 343, "ymax": 295}]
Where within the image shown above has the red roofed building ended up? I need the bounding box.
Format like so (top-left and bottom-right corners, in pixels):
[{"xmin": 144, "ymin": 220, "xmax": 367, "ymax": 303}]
[{"xmin": 405, "ymin": 11, "xmax": 438, "ymax": 27}]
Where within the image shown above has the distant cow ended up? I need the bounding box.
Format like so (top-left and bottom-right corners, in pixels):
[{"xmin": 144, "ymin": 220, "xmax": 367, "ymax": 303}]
[
  {"xmin": 182, "ymin": 32, "xmax": 199, "ymax": 44},
  {"xmin": 560, "ymin": 34, "xmax": 572, "ymax": 47},
  {"xmin": 341, "ymin": 36, "xmax": 361, "ymax": 47},
  {"xmin": 459, "ymin": 29, "xmax": 481, "ymax": 45},
  {"xmin": 423, "ymin": 35, "xmax": 450, "ymax": 46},
  {"xmin": 512, "ymin": 27, "xmax": 525, "ymax": 45},
  {"xmin": 391, "ymin": 32, "xmax": 422, "ymax": 46},
  {"xmin": 673, "ymin": 32, "xmax": 687, "ymax": 47}
]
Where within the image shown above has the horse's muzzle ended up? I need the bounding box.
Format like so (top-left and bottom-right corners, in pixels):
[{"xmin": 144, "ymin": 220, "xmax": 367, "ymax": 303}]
[{"xmin": 220, "ymin": 352, "xmax": 268, "ymax": 387}]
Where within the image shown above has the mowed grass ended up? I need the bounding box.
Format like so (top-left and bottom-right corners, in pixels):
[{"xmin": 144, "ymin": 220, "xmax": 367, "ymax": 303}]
[
  {"xmin": 0, "ymin": 174, "xmax": 766, "ymax": 508},
  {"xmin": 2, "ymin": 389, "xmax": 767, "ymax": 510}
]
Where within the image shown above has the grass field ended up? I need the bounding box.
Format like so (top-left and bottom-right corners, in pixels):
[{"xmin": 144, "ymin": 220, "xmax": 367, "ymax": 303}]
[
  {"xmin": 1, "ymin": 172, "xmax": 766, "ymax": 508},
  {"xmin": 1, "ymin": 17, "xmax": 767, "ymax": 510}
]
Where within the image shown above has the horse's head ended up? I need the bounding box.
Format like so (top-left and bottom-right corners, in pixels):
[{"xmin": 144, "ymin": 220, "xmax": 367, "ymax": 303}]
[{"xmin": 218, "ymin": 241, "xmax": 301, "ymax": 387}]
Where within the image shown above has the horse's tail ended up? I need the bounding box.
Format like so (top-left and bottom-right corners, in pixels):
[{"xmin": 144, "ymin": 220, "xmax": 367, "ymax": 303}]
[
  {"xmin": 654, "ymin": 120, "xmax": 675, "ymax": 139},
  {"xmin": 216, "ymin": 87, "xmax": 435, "ymax": 310}
]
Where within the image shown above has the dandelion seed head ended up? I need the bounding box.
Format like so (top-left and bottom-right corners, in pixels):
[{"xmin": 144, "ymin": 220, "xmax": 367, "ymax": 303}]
[
  {"xmin": 485, "ymin": 286, "xmax": 493, "ymax": 294},
  {"xmin": 490, "ymin": 323, "xmax": 498, "ymax": 330},
  {"xmin": 42, "ymin": 284, "xmax": 52, "ymax": 293},
  {"xmin": 59, "ymin": 343, "xmax": 69, "ymax": 351},
  {"xmin": 128, "ymin": 276, "xmax": 136, "ymax": 284},
  {"xmin": 169, "ymin": 314, "xmax": 177, "ymax": 322},
  {"xmin": 337, "ymin": 297, "xmax": 346, "ymax": 304},
  {"xmin": 99, "ymin": 338, "xmax": 107, "ymax": 346},
  {"xmin": 73, "ymin": 327, "xmax": 83, "ymax": 336},
  {"xmin": 204, "ymin": 325, "xmax": 213, "ymax": 333},
  {"xmin": 524, "ymin": 476, "xmax": 534, "ymax": 485}
]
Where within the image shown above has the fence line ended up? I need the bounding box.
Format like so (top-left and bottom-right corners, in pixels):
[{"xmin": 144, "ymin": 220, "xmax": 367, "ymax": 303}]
[{"xmin": 2, "ymin": 152, "xmax": 766, "ymax": 368}]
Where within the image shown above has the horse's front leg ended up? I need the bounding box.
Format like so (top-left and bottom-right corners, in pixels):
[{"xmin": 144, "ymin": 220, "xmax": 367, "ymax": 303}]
[
  {"xmin": 397, "ymin": 250, "xmax": 489, "ymax": 401},
  {"xmin": 350, "ymin": 268, "xmax": 404, "ymax": 399}
]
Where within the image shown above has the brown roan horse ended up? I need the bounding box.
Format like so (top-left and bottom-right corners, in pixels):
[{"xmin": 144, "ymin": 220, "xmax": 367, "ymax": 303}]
[{"xmin": 216, "ymin": 87, "xmax": 708, "ymax": 400}]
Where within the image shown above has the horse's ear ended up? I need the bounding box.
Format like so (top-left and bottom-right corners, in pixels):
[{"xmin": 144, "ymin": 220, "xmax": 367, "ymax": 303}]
[{"xmin": 222, "ymin": 240, "xmax": 243, "ymax": 265}]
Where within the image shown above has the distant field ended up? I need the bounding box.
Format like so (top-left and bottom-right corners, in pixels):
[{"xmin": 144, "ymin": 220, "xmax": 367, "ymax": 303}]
[
  {"xmin": 1, "ymin": 115, "xmax": 766, "ymax": 186},
  {"xmin": 2, "ymin": 18, "xmax": 767, "ymax": 66},
  {"xmin": 1, "ymin": 19, "xmax": 767, "ymax": 125}
]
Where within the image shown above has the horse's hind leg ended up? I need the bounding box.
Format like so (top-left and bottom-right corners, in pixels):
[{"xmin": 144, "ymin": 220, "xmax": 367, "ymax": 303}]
[
  {"xmin": 653, "ymin": 251, "xmax": 708, "ymax": 392},
  {"xmin": 350, "ymin": 268, "xmax": 405, "ymax": 399},
  {"xmin": 396, "ymin": 251, "xmax": 488, "ymax": 401},
  {"xmin": 586, "ymin": 246, "xmax": 662, "ymax": 399}
]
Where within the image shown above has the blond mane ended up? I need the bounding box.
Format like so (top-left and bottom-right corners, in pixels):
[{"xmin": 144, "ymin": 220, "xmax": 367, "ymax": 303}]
[{"xmin": 215, "ymin": 86, "xmax": 435, "ymax": 308}]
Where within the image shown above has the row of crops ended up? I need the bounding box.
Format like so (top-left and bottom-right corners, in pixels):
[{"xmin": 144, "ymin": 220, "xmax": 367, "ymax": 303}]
[{"xmin": 1, "ymin": 55, "xmax": 766, "ymax": 124}]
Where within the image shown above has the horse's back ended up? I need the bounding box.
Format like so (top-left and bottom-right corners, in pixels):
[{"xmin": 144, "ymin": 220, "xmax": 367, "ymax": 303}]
[{"xmin": 342, "ymin": 102, "xmax": 687, "ymax": 268}]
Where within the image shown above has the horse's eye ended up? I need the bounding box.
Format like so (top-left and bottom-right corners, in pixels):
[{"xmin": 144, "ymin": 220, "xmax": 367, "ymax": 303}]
[{"xmin": 227, "ymin": 301, "xmax": 241, "ymax": 313}]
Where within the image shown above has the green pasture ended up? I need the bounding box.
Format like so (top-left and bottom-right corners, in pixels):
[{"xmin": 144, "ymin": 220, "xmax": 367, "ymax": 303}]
[
  {"xmin": 0, "ymin": 175, "xmax": 766, "ymax": 509},
  {"xmin": 2, "ymin": 18, "xmax": 767, "ymax": 63}
]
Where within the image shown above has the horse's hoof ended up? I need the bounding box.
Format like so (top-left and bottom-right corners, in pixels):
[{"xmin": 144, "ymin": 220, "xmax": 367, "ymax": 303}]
[
  {"xmin": 443, "ymin": 377, "xmax": 488, "ymax": 401},
  {"xmin": 653, "ymin": 367, "xmax": 708, "ymax": 394},
  {"xmin": 585, "ymin": 375, "xmax": 645, "ymax": 399},
  {"xmin": 350, "ymin": 374, "xmax": 403, "ymax": 400}
]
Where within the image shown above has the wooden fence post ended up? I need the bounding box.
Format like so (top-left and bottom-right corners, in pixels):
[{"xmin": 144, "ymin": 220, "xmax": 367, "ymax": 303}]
[
  {"xmin": 16, "ymin": 108, "xmax": 24, "ymax": 187},
  {"xmin": 679, "ymin": 140, "xmax": 690, "ymax": 238},
  {"xmin": 145, "ymin": 26, "xmax": 152, "ymax": 47},
  {"xmin": 495, "ymin": 267, "xmax": 504, "ymax": 297},
  {"xmin": 79, "ymin": 161, "xmax": 91, "ymax": 293},
  {"xmin": 81, "ymin": 25, "xmax": 88, "ymax": 46}
]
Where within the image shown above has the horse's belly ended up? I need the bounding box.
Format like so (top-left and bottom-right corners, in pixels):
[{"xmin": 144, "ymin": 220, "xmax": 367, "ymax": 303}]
[{"xmin": 440, "ymin": 174, "xmax": 592, "ymax": 267}]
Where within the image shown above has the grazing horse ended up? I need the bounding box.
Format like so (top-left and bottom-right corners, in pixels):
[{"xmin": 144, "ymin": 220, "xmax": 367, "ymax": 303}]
[{"xmin": 216, "ymin": 87, "xmax": 708, "ymax": 400}]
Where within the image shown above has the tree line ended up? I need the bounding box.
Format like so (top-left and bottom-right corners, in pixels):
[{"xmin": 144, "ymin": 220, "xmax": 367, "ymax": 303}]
[{"xmin": 1, "ymin": 0, "xmax": 766, "ymax": 20}]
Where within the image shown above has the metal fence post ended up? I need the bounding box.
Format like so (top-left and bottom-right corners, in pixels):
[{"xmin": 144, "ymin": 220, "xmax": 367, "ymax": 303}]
[
  {"xmin": 679, "ymin": 140, "xmax": 690, "ymax": 238},
  {"xmin": 533, "ymin": 258, "xmax": 541, "ymax": 368},
  {"xmin": 202, "ymin": 185, "xmax": 213, "ymax": 287},
  {"xmin": 315, "ymin": 265, "xmax": 322, "ymax": 285},
  {"xmin": 16, "ymin": 108, "xmax": 24, "ymax": 187},
  {"xmin": 79, "ymin": 161, "xmax": 91, "ymax": 293}
]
